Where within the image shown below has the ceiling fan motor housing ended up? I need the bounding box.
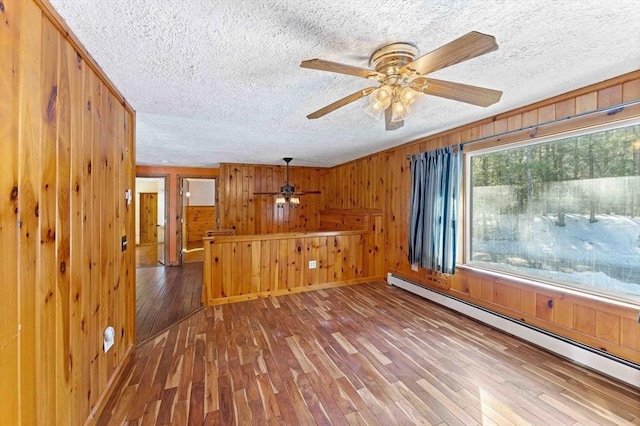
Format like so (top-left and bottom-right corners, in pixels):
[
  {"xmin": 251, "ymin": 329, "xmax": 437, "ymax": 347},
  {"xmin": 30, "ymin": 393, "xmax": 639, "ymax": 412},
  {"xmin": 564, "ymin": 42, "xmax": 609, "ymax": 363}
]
[
  {"xmin": 280, "ymin": 183, "xmax": 295, "ymax": 197},
  {"xmin": 370, "ymin": 42, "xmax": 419, "ymax": 80}
]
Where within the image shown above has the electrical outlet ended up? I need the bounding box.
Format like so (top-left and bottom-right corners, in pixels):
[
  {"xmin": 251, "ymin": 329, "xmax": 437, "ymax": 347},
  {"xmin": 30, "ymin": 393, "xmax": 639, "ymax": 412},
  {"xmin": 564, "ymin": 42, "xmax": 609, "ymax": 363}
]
[
  {"xmin": 411, "ymin": 263, "xmax": 419, "ymax": 272},
  {"xmin": 309, "ymin": 260, "xmax": 317, "ymax": 269}
]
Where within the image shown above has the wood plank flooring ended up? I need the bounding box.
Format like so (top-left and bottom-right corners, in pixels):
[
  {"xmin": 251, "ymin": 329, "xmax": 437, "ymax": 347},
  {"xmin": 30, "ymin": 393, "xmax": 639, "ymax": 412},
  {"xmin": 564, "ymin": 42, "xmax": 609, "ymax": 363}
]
[
  {"xmin": 105, "ymin": 282, "xmax": 640, "ymax": 425},
  {"xmin": 135, "ymin": 263, "xmax": 203, "ymax": 343}
]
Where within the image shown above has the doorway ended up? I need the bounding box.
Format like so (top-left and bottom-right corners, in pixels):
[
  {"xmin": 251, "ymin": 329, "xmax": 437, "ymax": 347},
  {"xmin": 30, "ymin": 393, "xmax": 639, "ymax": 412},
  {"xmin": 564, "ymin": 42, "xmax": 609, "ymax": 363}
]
[
  {"xmin": 179, "ymin": 177, "xmax": 217, "ymax": 263},
  {"xmin": 135, "ymin": 177, "xmax": 167, "ymax": 267}
]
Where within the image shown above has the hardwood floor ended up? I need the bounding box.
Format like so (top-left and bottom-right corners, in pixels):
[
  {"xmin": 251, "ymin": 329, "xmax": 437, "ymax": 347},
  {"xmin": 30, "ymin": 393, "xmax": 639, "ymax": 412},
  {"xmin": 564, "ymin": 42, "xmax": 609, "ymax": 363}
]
[
  {"xmin": 135, "ymin": 263, "xmax": 203, "ymax": 343},
  {"xmin": 104, "ymin": 282, "xmax": 640, "ymax": 425}
]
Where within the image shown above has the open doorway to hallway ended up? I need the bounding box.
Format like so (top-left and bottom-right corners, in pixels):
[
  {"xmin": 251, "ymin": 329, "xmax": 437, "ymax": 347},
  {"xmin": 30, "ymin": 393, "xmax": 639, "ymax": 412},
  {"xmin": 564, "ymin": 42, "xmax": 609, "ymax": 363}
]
[
  {"xmin": 180, "ymin": 177, "xmax": 217, "ymax": 263},
  {"xmin": 135, "ymin": 177, "xmax": 167, "ymax": 268}
]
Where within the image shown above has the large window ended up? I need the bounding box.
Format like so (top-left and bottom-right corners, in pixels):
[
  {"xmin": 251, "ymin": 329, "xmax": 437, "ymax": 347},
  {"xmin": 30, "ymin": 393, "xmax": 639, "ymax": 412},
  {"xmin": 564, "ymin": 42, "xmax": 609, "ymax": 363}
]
[{"xmin": 467, "ymin": 121, "xmax": 640, "ymax": 302}]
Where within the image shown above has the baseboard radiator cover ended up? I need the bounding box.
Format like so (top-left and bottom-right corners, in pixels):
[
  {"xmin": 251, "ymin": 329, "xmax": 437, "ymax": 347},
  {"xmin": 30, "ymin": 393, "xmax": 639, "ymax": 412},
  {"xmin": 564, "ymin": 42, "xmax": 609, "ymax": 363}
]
[{"xmin": 387, "ymin": 273, "xmax": 640, "ymax": 389}]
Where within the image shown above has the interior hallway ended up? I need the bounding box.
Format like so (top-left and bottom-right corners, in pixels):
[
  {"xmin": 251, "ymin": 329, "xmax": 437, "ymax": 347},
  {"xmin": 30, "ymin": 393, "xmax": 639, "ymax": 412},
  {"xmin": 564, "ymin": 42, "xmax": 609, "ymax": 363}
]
[{"xmin": 135, "ymin": 263, "xmax": 203, "ymax": 343}]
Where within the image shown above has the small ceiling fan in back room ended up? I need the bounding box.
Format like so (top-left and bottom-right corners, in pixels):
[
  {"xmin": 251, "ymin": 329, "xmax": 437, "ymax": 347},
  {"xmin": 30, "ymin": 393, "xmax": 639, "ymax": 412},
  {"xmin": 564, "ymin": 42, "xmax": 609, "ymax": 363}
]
[
  {"xmin": 300, "ymin": 31, "xmax": 503, "ymax": 130},
  {"xmin": 253, "ymin": 158, "xmax": 321, "ymax": 207}
]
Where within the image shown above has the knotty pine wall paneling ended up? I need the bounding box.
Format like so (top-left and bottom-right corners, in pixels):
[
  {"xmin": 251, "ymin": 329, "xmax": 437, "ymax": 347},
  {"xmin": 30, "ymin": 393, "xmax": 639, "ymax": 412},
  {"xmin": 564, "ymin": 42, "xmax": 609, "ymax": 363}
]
[
  {"xmin": 0, "ymin": 1, "xmax": 20, "ymax": 423},
  {"xmin": 321, "ymin": 71, "xmax": 640, "ymax": 364},
  {"xmin": 218, "ymin": 163, "xmax": 328, "ymax": 234},
  {"xmin": 186, "ymin": 205, "xmax": 216, "ymax": 243},
  {"xmin": 0, "ymin": 1, "xmax": 136, "ymax": 424},
  {"xmin": 448, "ymin": 270, "xmax": 640, "ymax": 362},
  {"xmin": 203, "ymin": 231, "xmax": 382, "ymax": 305},
  {"xmin": 17, "ymin": 2, "xmax": 43, "ymax": 422},
  {"xmin": 203, "ymin": 210, "xmax": 384, "ymax": 304}
]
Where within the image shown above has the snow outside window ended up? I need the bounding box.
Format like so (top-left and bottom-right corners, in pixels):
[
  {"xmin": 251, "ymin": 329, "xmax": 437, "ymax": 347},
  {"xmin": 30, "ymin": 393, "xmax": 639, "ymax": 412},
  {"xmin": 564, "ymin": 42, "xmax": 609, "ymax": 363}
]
[{"xmin": 467, "ymin": 121, "xmax": 640, "ymax": 302}]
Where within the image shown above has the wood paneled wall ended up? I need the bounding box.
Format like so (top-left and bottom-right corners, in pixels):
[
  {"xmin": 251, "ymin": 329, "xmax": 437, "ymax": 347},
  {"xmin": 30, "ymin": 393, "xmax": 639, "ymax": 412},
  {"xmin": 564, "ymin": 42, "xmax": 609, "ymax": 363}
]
[
  {"xmin": 186, "ymin": 206, "xmax": 215, "ymax": 243},
  {"xmin": 203, "ymin": 230, "xmax": 383, "ymax": 305},
  {"xmin": 136, "ymin": 165, "xmax": 219, "ymax": 265},
  {"xmin": 322, "ymin": 71, "xmax": 640, "ymax": 364},
  {"xmin": 203, "ymin": 209, "xmax": 384, "ymax": 305},
  {"xmin": 0, "ymin": 0, "xmax": 136, "ymax": 424},
  {"xmin": 450, "ymin": 269, "xmax": 640, "ymax": 362},
  {"xmin": 318, "ymin": 208, "xmax": 380, "ymax": 231},
  {"xmin": 218, "ymin": 163, "xmax": 327, "ymax": 235}
]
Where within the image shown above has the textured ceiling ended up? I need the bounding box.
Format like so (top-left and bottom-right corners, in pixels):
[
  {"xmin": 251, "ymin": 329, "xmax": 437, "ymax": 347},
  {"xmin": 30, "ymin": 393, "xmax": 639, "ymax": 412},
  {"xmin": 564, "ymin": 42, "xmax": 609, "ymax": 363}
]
[{"xmin": 50, "ymin": 0, "xmax": 640, "ymax": 168}]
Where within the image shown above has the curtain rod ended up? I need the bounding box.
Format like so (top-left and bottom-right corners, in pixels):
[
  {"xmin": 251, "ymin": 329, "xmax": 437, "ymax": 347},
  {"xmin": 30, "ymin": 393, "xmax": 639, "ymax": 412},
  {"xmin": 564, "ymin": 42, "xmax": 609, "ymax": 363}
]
[{"xmin": 406, "ymin": 99, "xmax": 640, "ymax": 160}]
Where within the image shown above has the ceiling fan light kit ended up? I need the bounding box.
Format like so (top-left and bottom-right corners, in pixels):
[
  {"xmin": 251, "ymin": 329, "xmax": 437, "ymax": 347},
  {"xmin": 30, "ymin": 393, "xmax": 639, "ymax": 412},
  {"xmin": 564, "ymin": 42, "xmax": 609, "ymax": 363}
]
[
  {"xmin": 301, "ymin": 31, "xmax": 503, "ymax": 131},
  {"xmin": 365, "ymin": 84, "xmax": 419, "ymax": 122},
  {"xmin": 276, "ymin": 197, "xmax": 300, "ymax": 208}
]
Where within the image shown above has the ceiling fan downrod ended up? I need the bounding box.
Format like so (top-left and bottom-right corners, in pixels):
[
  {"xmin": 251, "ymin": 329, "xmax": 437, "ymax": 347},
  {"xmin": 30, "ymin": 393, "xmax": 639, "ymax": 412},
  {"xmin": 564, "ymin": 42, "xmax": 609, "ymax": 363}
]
[{"xmin": 281, "ymin": 157, "xmax": 295, "ymax": 197}]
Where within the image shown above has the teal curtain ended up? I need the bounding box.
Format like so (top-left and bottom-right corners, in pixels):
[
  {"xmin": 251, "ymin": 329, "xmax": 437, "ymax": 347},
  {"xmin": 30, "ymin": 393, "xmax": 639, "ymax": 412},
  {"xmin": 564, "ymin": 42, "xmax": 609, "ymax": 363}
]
[{"xmin": 408, "ymin": 145, "xmax": 463, "ymax": 274}]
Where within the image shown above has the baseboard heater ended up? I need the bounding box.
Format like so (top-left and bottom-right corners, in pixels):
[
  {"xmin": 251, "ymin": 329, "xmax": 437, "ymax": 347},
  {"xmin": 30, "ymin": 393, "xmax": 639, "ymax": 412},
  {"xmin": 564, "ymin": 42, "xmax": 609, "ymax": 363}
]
[{"xmin": 387, "ymin": 273, "xmax": 640, "ymax": 389}]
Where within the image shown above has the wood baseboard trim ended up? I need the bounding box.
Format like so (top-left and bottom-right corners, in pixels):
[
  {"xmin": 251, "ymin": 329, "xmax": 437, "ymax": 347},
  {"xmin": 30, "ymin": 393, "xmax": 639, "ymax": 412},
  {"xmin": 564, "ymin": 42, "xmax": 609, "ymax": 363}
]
[
  {"xmin": 388, "ymin": 268, "xmax": 450, "ymax": 290},
  {"xmin": 206, "ymin": 276, "xmax": 384, "ymax": 305},
  {"xmin": 84, "ymin": 343, "xmax": 134, "ymax": 426}
]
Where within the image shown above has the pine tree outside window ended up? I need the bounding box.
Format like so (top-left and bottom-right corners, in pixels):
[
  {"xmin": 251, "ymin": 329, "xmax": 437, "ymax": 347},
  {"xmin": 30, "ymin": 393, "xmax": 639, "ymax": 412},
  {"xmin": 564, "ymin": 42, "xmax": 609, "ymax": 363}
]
[{"xmin": 466, "ymin": 121, "xmax": 640, "ymax": 303}]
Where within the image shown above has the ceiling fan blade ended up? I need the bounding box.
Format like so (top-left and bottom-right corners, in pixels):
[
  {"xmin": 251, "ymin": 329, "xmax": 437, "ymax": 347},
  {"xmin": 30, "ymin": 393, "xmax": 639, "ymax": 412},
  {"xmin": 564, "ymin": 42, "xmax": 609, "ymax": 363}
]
[
  {"xmin": 307, "ymin": 87, "xmax": 376, "ymax": 119},
  {"xmin": 301, "ymin": 59, "xmax": 385, "ymax": 80},
  {"xmin": 422, "ymin": 78, "xmax": 502, "ymax": 107},
  {"xmin": 293, "ymin": 191, "xmax": 321, "ymax": 195},
  {"xmin": 400, "ymin": 31, "xmax": 498, "ymax": 77},
  {"xmin": 253, "ymin": 192, "xmax": 283, "ymax": 195}
]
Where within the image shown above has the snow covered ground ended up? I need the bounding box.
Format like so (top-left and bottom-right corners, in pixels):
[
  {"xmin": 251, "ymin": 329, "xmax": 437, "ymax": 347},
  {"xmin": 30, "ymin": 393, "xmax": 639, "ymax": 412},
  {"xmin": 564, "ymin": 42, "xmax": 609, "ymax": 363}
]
[{"xmin": 471, "ymin": 214, "xmax": 640, "ymax": 299}]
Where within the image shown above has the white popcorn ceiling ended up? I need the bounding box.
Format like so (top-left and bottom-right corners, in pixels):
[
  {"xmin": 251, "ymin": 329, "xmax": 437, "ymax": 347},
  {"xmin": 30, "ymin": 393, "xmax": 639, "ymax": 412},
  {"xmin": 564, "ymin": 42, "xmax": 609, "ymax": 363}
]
[{"xmin": 50, "ymin": 0, "xmax": 640, "ymax": 168}]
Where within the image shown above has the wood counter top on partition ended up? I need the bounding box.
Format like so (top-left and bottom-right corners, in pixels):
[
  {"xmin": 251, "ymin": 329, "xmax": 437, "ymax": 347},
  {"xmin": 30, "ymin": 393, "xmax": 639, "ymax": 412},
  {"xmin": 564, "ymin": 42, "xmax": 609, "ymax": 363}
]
[{"xmin": 203, "ymin": 229, "xmax": 368, "ymax": 243}]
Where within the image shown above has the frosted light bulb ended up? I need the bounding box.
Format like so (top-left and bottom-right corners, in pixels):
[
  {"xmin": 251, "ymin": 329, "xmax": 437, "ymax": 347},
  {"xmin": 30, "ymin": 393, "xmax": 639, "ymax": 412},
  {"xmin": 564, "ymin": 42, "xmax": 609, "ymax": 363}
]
[
  {"xmin": 400, "ymin": 87, "xmax": 417, "ymax": 105},
  {"xmin": 365, "ymin": 102, "xmax": 383, "ymax": 120},
  {"xmin": 391, "ymin": 102, "xmax": 406, "ymax": 122},
  {"xmin": 376, "ymin": 85, "xmax": 392, "ymax": 102},
  {"xmin": 365, "ymin": 90, "xmax": 390, "ymax": 120}
]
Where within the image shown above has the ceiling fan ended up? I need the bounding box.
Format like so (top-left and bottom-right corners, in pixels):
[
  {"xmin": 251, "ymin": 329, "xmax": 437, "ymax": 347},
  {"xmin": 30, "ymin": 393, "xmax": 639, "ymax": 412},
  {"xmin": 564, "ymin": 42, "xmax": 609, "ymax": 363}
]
[
  {"xmin": 253, "ymin": 158, "xmax": 321, "ymax": 206},
  {"xmin": 300, "ymin": 31, "xmax": 503, "ymax": 131}
]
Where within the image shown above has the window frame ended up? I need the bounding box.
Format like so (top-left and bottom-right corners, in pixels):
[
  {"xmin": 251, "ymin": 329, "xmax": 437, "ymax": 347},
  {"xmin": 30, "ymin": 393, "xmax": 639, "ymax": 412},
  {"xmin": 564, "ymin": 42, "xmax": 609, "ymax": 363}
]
[{"xmin": 462, "ymin": 117, "xmax": 640, "ymax": 305}]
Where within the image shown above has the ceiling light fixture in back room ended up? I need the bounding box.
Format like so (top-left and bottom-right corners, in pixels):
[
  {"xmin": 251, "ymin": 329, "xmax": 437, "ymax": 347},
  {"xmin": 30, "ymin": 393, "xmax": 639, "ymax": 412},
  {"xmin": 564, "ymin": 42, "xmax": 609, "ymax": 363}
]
[{"xmin": 301, "ymin": 31, "xmax": 503, "ymax": 131}]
